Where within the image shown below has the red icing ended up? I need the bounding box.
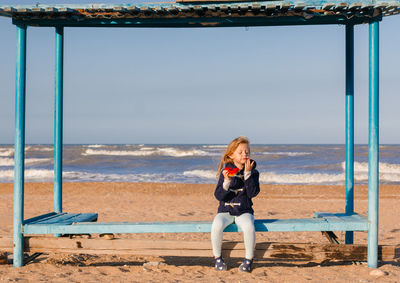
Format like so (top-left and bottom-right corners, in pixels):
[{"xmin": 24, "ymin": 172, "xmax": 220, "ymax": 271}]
[{"xmin": 224, "ymin": 167, "xmax": 239, "ymax": 177}]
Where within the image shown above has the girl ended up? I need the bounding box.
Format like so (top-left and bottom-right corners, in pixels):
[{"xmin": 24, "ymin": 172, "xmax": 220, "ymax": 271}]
[{"xmin": 211, "ymin": 136, "xmax": 260, "ymax": 272}]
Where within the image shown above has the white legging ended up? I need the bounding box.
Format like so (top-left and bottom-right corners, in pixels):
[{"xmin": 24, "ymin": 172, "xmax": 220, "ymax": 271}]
[{"xmin": 211, "ymin": 212, "xmax": 256, "ymax": 259}]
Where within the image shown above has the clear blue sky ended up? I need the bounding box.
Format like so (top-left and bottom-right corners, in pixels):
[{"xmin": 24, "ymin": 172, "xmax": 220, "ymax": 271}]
[{"xmin": 1, "ymin": 1, "xmax": 399, "ymax": 144}]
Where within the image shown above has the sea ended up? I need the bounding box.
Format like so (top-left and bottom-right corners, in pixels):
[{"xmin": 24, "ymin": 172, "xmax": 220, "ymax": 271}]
[{"xmin": 1, "ymin": 144, "xmax": 400, "ymax": 185}]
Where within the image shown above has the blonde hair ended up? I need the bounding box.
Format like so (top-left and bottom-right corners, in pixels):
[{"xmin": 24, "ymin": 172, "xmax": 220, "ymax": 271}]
[{"xmin": 217, "ymin": 136, "xmax": 250, "ymax": 177}]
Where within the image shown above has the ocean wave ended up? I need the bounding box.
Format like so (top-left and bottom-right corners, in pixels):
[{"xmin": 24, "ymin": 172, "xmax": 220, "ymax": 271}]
[
  {"xmin": 140, "ymin": 147, "xmax": 155, "ymax": 151},
  {"xmin": 83, "ymin": 147, "xmax": 210, "ymax": 157},
  {"xmin": 182, "ymin": 169, "xmax": 400, "ymax": 184},
  {"xmin": 38, "ymin": 147, "xmax": 53, "ymax": 152},
  {"xmin": 202, "ymin": 145, "xmax": 227, "ymax": 149},
  {"xmin": 0, "ymin": 146, "xmax": 55, "ymax": 156},
  {"xmin": 24, "ymin": 146, "xmax": 53, "ymax": 152},
  {"xmin": 0, "ymin": 157, "xmax": 51, "ymax": 167},
  {"xmin": 83, "ymin": 149, "xmax": 152, "ymax": 156},
  {"xmin": 2, "ymin": 168, "xmax": 400, "ymax": 184},
  {"xmin": 0, "ymin": 158, "xmax": 13, "ymax": 166},
  {"xmin": 260, "ymin": 172, "xmax": 345, "ymax": 184},
  {"xmin": 62, "ymin": 171, "xmax": 180, "ymax": 183},
  {"xmin": 0, "ymin": 169, "xmax": 54, "ymax": 181},
  {"xmin": 183, "ymin": 170, "xmax": 217, "ymax": 180},
  {"xmin": 261, "ymin": 171, "xmax": 400, "ymax": 184},
  {"xmin": 86, "ymin": 144, "xmax": 106, "ymax": 148},
  {"xmin": 261, "ymin": 152, "xmax": 313, "ymax": 157},
  {"xmin": 341, "ymin": 161, "xmax": 400, "ymax": 174},
  {"xmin": 183, "ymin": 169, "xmax": 346, "ymax": 184},
  {"xmin": 0, "ymin": 149, "xmax": 14, "ymax": 157},
  {"xmin": 184, "ymin": 170, "xmax": 346, "ymax": 184},
  {"xmin": 0, "ymin": 169, "xmax": 187, "ymax": 183}
]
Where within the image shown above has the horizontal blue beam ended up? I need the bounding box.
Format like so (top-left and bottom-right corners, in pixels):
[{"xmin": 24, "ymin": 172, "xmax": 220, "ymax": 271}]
[
  {"xmin": 23, "ymin": 214, "xmax": 368, "ymax": 234},
  {"xmin": 12, "ymin": 15, "xmax": 379, "ymax": 28}
]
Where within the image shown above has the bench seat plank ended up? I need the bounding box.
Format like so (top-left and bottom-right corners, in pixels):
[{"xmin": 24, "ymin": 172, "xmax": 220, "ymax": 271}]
[
  {"xmin": 23, "ymin": 212, "xmax": 368, "ymax": 235},
  {"xmin": 23, "ymin": 212, "xmax": 59, "ymax": 224},
  {"xmin": 24, "ymin": 213, "xmax": 98, "ymax": 225}
]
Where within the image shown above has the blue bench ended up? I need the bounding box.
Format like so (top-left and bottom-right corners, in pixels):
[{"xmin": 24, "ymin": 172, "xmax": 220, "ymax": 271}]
[{"xmin": 23, "ymin": 212, "xmax": 368, "ymax": 235}]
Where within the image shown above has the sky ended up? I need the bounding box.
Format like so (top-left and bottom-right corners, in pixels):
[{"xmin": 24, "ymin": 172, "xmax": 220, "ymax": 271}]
[{"xmin": 0, "ymin": 1, "xmax": 399, "ymax": 145}]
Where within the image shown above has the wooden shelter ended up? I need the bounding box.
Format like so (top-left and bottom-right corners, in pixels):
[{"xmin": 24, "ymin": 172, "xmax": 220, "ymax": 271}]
[{"xmin": 1, "ymin": 0, "xmax": 399, "ymax": 268}]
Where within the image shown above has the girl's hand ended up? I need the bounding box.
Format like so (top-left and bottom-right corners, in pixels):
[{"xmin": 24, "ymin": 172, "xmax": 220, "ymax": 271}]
[
  {"xmin": 222, "ymin": 169, "xmax": 231, "ymax": 181},
  {"xmin": 244, "ymin": 159, "xmax": 255, "ymax": 172}
]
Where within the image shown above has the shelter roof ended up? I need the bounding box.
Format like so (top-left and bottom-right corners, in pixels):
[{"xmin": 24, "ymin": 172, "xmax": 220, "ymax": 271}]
[{"xmin": 0, "ymin": 0, "xmax": 399, "ymax": 27}]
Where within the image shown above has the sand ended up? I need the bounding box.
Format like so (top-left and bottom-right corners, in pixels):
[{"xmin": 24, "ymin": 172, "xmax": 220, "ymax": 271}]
[{"xmin": 0, "ymin": 182, "xmax": 399, "ymax": 282}]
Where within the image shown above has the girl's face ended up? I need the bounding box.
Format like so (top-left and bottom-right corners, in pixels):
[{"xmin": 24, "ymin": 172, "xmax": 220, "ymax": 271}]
[{"xmin": 229, "ymin": 143, "xmax": 250, "ymax": 168}]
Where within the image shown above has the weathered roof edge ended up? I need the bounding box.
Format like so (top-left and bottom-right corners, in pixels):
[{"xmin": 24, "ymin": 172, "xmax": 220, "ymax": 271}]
[
  {"xmin": 0, "ymin": 1, "xmax": 398, "ymax": 27},
  {"xmin": 0, "ymin": 0, "xmax": 399, "ymax": 10}
]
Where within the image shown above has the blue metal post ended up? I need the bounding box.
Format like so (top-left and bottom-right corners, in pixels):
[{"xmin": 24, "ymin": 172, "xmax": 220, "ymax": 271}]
[
  {"xmin": 368, "ymin": 21, "xmax": 379, "ymax": 269},
  {"xmin": 345, "ymin": 24, "xmax": 354, "ymax": 244},
  {"xmin": 54, "ymin": 26, "xmax": 64, "ymax": 215},
  {"xmin": 13, "ymin": 24, "xmax": 27, "ymax": 268}
]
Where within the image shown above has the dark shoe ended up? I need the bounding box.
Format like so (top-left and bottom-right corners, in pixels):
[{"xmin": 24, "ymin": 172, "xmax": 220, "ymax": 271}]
[
  {"xmin": 214, "ymin": 257, "xmax": 227, "ymax": 271},
  {"xmin": 238, "ymin": 258, "xmax": 253, "ymax": 272}
]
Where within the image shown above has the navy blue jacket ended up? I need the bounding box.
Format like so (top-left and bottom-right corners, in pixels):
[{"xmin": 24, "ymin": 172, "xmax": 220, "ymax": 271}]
[{"xmin": 214, "ymin": 160, "xmax": 260, "ymax": 216}]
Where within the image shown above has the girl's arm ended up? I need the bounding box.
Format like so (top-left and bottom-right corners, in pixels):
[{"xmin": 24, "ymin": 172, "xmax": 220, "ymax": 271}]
[
  {"xmin": 214, "ymin": 172, "xmax": 234, "ymax": 201},
  {"xmin": 244, "ymin": 169, "xmax": 260, "ymax": 198}
]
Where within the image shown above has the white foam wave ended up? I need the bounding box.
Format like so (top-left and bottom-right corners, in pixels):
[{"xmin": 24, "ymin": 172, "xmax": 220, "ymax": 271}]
[
  {"xmin": 26, "ymin": 158, "xmax": 51, "ymax": 165},
  {"xmin": 140, "ymin": 147, "xmax": 155, "ymax": 151},
  {"xmin": 0, "ymin": 169, "xmax": 54, "ymax": 181},
  {"xmin": 62, "ymin": 171, "xmax": 180, "ymax": 183},
  {"xmin": 23, "ymin": 146, "xmax": 53, "ymax": 152},
  {"xmin": 183, "ymin": 170, "xmax": 346, "ymax": 184},
  {"xmin": 83, "ymin": 149, "xmax": 152, "ymax": 156},
  {"xmin": 202, "ymin": 145, "xmax": 227, "ymax": 149},
  {"xmin": 0, "ymin": 158, "xmax": 13, "ymax": 166},
  {"xmin": 38, "ymin": 147, "xmax": 53, "ymax": 152},
  {"xmin": 260, "ymin": 172, "xmax": 345, "ymax": 184},
  {"xmin": 261, "ymin": 152, "xmax": 312, "ymax": 157},
  {"xmin": 260, "ymin": 170, "xmax": 400, "ymax": 184},
  {"xmin": 86, "ymin": 144, "xmax": 105, "ymax": 148},
  {"xmin": 182, "ymin": 168, "xmax": 400, "ymax": 184},
  {"xmin": 183, "ymin": 170, "xmax": 217, "ymax": 180},
  {"xmin": 0, "ymin": 169, "xmax": 186, "ymax": 183},
  {"xmin": 0, "ymin": 149, "xmax": 14, "ymax": 157},
  {"xmin": 0, "ymin": 146, "xmax": 55, "ymax": 156},
  {"xmin": 341, "ymin": 161, "xmax": 400, "ymax": 174},
  {"xmin": 2, "ymin": 168, "xmax": 400, "ymax": 184},
  {"xmin": 83, "ymin": 147, "xmax": 209, "ymax": 157},
  {"xmin": 158, "ymin": 148, "xmax": 208, "ymax": 157},
  {"xmin": 0, "ymin": 158, "xmax": 51, "ymax": 167}
]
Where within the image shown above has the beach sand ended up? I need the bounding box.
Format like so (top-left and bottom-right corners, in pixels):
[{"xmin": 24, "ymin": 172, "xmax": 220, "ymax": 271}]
[{"xmin": 0, "ymin": 182, "xmax": 399, "ymax": 282}]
